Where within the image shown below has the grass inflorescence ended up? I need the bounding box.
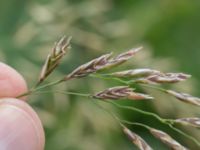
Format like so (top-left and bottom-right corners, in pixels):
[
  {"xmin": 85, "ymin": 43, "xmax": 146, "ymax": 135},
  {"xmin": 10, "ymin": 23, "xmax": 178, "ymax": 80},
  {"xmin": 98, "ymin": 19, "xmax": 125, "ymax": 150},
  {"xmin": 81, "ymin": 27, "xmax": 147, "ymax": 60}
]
[{"xmin": 18, "ymin": 36, "xmax": 200, "ymax": 150}]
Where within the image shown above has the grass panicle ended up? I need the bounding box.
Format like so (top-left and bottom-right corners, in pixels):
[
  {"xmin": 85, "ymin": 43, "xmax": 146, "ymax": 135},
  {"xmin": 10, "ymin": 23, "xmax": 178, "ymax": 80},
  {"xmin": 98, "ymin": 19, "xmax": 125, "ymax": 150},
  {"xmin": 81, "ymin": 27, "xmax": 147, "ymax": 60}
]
[{"xmin": 18, "ymin": 36, "xmax": 200, "ymax": 150}]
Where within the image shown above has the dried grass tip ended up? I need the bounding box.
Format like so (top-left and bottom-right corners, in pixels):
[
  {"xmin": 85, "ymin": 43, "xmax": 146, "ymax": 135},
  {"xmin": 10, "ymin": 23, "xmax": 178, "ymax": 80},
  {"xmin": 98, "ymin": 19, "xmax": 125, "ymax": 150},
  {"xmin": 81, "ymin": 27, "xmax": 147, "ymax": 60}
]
[
  {"xmin": 39, "ymin": 36, "xmax": 72, "ymax": 82},
  {"xmin": 93, "ymin": 86, "xmax": 153, "ymax": 100},
  {"xmin": 166, "ymin": 90, "xmax": 200, "ymax": 107},
  {"xmin": 175, "ymin": 117, "xmax": 200, "ymax": 128},
  {"xmin": 150, "ymin": 128, "xmax": 188, "ymax": 150},
  {"xmin": 123, "ymin": 127, "xmax": 153, "ymax": 150}
]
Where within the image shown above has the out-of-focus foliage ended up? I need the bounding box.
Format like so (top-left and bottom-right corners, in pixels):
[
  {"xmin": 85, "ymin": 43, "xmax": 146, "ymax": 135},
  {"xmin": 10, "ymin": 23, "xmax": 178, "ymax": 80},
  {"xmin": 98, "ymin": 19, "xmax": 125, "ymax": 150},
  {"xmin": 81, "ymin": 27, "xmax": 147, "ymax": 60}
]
[{"xmin": 0, "ymin": 0, "xmax": 200, "ymax": 149}]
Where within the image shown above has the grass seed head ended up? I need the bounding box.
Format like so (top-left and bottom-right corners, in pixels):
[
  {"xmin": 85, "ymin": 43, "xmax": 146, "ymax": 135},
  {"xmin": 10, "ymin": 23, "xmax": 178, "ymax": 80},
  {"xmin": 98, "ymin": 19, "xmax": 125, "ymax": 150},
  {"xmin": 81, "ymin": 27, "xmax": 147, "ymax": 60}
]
[
  {"xmin": 52, "ymin": 35, "xmax": 72, "ymax": 56},
  {"xmin": 66, "ymin": 53, "xmax": 112, "ymax": 79},
  {"xmin": 135, "ymin": 73, "xmax": 191, "ymax": 84},
  {"xmin": 123, "ymin": 127, "xmax": 153, "ymax": 150},
  {"xmin": 93, "ymin": 86, "xmax": 153, "ymax": 100},
  {"xmin": 65, "ymin": 47, "xmax": 142, "ymax": 80},
  {"xmin": 166, "ymin": 90, "xmax": 200, "ymax": 107},
  {"xmin": 150, "ymin": 128, "xmax": 188, "ymax": 150},
  {"xmin": 175, "ymin": 117, "xmax": 200, "ymax": 128},
  {"xmin": 39, "ymin": 36, "xmax": 72, "ymax": 82},
  {"xmin": 102, "ymin": 47, "xmax": 142, "ymax": 70},
  {"xmin": 110, "ymin": 68, "xmax": 160, "ymax": 78},
  {"xmin": 147, "ymin": 73, "xmax": 191, "ymax": 83},
  {"xmin": 128, "ymin": 92, "xmax": 154, "ymax": 100}
]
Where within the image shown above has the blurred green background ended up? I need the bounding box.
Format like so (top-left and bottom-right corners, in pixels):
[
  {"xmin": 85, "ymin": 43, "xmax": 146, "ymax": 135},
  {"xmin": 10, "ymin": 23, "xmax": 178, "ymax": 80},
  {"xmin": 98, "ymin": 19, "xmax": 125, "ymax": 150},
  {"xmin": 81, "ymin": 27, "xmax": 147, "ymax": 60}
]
[{"xmin": 0, "ymin": 0, "xmax": 200, "ymax": 149}]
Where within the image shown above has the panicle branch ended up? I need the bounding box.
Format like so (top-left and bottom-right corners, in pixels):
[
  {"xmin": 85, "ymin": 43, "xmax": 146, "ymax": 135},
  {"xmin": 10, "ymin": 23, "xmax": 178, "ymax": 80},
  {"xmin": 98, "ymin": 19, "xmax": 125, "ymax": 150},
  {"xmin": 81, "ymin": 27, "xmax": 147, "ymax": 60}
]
[{"xmin": 24, "ymin": 36, "xmax": 200, "ymax": 150}]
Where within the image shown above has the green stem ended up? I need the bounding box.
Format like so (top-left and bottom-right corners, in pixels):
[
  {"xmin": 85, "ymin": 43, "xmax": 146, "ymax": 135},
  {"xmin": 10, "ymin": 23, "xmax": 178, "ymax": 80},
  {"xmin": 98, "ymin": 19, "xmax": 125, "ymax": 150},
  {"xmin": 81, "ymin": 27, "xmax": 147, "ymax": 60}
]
[
  {"xmin": 15, "ymin": 72, "xmax": 200, "ymax": 148},
  {"xmin": 34, "ymin": 90, "xmax": 90, "ymax": 97},
  {"xmin": 92, "ymin": 73, "xmax": 166, "ymax": 92},
  {"xmin": 120, "ymin": 119, "xmax": 151, "ymax": 130},
  {"xmin": 90, "ymin": 74, "xmax": 129, "ymax": 85},
  {"xmin": 138, "ymin": 83, "xmax": 166, "ymax": 92},
  {"xmin": 105, "ymin": 101, "xmax": 200, "ymax": 148},
  {"xmin": 17, "ymin": 78, "xmax": 65, "ymax": 98},
  {"xmin": 106, "ymin": 101, "xmax": 174, "ymax": 124},
  {"xmin": 91, "ymin": 99, "xmax": 151, "ymax": 130},
  {"xmin": 168, "ymin": 124, "xmax": 200, "ymax": 148},
  {"xmin": 34, "ymin": 79, "xmax": 64, "ymax": 91},
  {"xmin": 90, "ymin": 99, "xmax": 125, "ymax": 128}
]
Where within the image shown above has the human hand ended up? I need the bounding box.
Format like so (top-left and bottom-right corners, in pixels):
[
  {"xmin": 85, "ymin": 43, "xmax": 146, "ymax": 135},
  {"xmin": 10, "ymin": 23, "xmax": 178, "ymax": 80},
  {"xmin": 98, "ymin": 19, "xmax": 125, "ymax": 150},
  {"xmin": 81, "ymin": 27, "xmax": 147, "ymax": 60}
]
[{"xmin": 0, "ymin": 62, "xmax": 45, "ymax": 150}]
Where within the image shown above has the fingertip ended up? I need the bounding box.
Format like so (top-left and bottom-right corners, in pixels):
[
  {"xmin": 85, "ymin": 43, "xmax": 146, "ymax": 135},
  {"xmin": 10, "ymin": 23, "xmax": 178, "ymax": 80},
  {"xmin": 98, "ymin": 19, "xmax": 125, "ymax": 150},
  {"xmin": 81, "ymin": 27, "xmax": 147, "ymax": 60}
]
[
  {"xmin": 0, "ymin": 62, "xmax": 27, "ymax": 100},
  {"xmin": 0, "ymin": 98, "xmax": 45, "ymax": 150}
]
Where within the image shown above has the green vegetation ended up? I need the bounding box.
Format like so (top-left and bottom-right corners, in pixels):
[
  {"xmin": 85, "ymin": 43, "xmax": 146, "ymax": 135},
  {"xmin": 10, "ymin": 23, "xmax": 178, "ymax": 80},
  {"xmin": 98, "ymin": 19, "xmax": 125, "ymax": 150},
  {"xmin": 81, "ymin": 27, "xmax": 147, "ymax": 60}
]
[{"xmin": 1, "ymin": 0, "xmax": 200, "ymax": 149}]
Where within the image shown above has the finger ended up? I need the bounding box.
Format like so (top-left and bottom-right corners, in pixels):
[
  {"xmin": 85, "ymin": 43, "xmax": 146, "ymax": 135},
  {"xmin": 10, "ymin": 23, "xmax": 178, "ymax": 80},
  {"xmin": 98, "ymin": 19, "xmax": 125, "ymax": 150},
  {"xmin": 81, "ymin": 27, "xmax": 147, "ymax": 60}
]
[
  {"xmin": 0, "ymin": 62, "xmax": 27, "ymax": 100},
  {"xmin": 0, "ymin": 98, "xmax": 45, "ymax": 150}
]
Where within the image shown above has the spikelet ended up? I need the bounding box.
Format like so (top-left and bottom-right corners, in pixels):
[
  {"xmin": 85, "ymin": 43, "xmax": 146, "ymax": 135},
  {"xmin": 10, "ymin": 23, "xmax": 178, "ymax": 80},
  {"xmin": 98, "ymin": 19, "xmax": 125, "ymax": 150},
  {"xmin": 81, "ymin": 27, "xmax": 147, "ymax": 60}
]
[
  {"xmin": 147, "ymin": 73, "xmax": 191, "ymax": 83},
  {"xmin": 65, "ymin": 53, "xmax": 112, "ymax": 79},
  {"xmin": 103, "ymin": 47, "xmax": 142, "ymax": 69},
  {"xmin": 93, "ymin": 86, "xmax": 153, "ymax": 100},
  {"xmin": 123, "ymin": 127, "xmax": 153, "ymax": 150},
  {"xmin": 110, "ymin": 68, "xmax": 160, "ymax": 78},
  {"xmin": 65, "ymin": 47, "xmax": 142, "ymax": 80},
  {"xmin": 39, "ymin": 36, "xmax": 72, "ymax": 82},
  {"xmin": 175, "ymin": 117, "xmax": 200, "ymax": 128},
  {"xmin": 149, "ymin": 128, "xmax": 188, "ymax": 150},
  {"xmin": 166, "ymin": 90, "xmax": 200, "ymax": 106},
  {"xmin": 135, "ymin": 73, "xmax": 191, "ymax": 84},
  {"xmin": 128, "ymin": 92, "xmax": 154, "ymax": 100}
]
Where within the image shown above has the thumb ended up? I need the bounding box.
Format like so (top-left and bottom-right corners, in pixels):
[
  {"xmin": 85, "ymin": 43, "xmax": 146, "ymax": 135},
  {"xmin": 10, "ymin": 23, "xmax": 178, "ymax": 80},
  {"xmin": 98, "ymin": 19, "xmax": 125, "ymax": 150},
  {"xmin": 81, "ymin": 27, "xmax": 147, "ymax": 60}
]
[
  {"xmin": 0, "ymin": 98, "xmax": 45, "ymax": 150},
  {"xmin": 0, "ymin": 62, "xmax": 27, "ymax": 100}
]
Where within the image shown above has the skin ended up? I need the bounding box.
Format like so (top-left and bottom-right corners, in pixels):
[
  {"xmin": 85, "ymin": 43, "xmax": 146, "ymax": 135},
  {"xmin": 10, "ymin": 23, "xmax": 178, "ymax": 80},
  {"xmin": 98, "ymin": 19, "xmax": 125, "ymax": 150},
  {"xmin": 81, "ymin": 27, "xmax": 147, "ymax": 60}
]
[{"xmin": 0, "ymin": 62, "xmax": 45, "ymax": 150}]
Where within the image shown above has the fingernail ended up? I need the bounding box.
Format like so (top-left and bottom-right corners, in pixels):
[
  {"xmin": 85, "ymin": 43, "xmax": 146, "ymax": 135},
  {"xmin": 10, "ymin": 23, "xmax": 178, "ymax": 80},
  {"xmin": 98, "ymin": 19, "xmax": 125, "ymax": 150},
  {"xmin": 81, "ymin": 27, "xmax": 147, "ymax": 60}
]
[{"xmin": 0, "ymin": 98, "xmax": 45, "ymax": 150}]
